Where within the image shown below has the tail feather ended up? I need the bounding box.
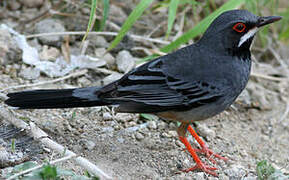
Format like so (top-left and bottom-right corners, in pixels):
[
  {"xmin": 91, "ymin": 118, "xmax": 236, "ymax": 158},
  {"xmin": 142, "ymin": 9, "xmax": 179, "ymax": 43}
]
[{"xmin": 5, "ymin": 87, "xmax": 111, "ymax": 109}]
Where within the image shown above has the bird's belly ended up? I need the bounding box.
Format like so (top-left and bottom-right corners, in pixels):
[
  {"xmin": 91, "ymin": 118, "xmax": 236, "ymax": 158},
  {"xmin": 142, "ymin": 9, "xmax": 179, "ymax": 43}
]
[{"xmin": 157, "ymin": 97, "xmax": 233, "ymax": 123}]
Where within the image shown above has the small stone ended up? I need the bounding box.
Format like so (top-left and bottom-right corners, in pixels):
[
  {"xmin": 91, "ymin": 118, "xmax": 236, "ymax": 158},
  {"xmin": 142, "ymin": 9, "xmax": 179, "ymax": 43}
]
[
  {"xmin": 83, "ymin": 140, "xmax": 96, "ymax": 150},
  {"xmin": 21, "ymin": 0, "xmax": 44, "ymax": 8},
  {"xmin": 39, "ymin": 45, "xmax": 60, "ymax": 61},
  {"xmin": 243, "ymin": 177, "xmax": 257, "ymax": 180},
  {"xmin": 114, "ymin": 113, "xmax": 134, "ymax": 123},
  {"xmin": 19, "ymin": 67, "xmax": 40, "ymax": 80},
  {"xmin": 109, "ymin": 4, "xmax": 128, "ymax": 24},
  {"xmin": 158, "ymin": 121, "xmax": 167, "ymax": 130},
  {"xmin": 95, "ymin": 48, "xmax": 116, "ymax": 66},
  {"xmin": 116, "ymin": 50, "xmax": 135, "ymax": 73},
  {"xmin": 0, "ymin": 93, "xmax": 8, "ymax": 101},
  {"xmin": 169, "ymin": 122, "xmax": 177, "ymax": 129},
  {"xmin": 8, "ymin": 1, "xmax": 21, "ymax": 10},
  {"xmin": 77, "ymin": 77, "xmax": 91, "ymax": 87},
  {"xmin": 103, "ymin": 112, "xmax": 112, "ymax": 121},
  {"xmin": 192, "ymin": 172, "xmax": 205, "ymax": 180},
  {"xmin": 0, "ymin": 28, "xmax": 21, "ymax": 65},
  {"xmin": 89, "ymin": 36, "xmax": 109, "ymax": 48},
  {"xmin": 94, "ymin": 47, "xmax": 106, "ymax": 56},
  {"xmin": 102, "ymin": 72, "xmax": 123, "ymax": 85},
  {"xmin": 224, "ymin": 165, "xmax": 246, "ymax": 179},
  {"xmin": 208, "ymin": 177, "xmax": 219, "ymax": 180},
  {"xmin": 218, "ymin": 174, "xmax": 229, "ymax": 180},
  {"xmin": 35, "ymin": 19, "xmax": 66, "ymax": 46},
  {"xmin": 0, "ymin": 147, "xmax": 9, "ymax": 163},
  {"xmin": 168, "ymin": 130, "xmax": 178, "ymax": 137},
  {"xmin": 197, "ymin": 123, "xmax": 216, "ymax": 139},
  {"xmin": 135, "ymin": 132, "xmax": 144, "ymax": 141},
  {"xmin": 147, "ymin": 121, "xmax": 157, "ymax": 130}
]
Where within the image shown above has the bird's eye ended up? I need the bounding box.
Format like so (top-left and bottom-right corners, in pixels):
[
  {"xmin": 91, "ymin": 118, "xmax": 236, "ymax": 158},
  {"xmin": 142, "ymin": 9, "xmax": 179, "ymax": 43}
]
[{"xmin": 233, "ymin": 22, "xmax": 246, "ymax": 33}]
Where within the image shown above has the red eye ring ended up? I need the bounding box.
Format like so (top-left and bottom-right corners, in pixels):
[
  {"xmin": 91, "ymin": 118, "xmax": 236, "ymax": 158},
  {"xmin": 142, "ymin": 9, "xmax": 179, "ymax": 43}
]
[{"xmin": 233, "ymin": 22, "xmax": 246, "ymax": 33}]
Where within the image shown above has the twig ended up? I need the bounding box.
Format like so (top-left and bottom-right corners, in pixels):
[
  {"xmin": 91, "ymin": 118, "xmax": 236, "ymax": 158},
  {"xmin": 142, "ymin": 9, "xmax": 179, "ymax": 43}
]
[
  {"xmin": 0, "ymin": 108, "xmax": 112, "ymax": 179},
  {"xmin": 25, "ymin": 31, "xmax": 170, "ymax": 45},
  {"xmin": 0, "ymin": 69, "xmax": 88, "ymax": 92},
  {"xmin": 7, "ymin": 154, "xmax": 77, "ymax": 180},
  {"xmin": 279, "ymin": 101, "xmax": 289, "ymax": 123},
  {"xmin": 251, "ymin": 72, "xmax": 286, "ymax": 82}
]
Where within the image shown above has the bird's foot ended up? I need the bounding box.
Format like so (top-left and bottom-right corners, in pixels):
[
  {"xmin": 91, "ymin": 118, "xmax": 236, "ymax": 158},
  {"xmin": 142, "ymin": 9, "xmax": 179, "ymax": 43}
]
[
  {"xmin": 187, "ymin": 125, "xmax": 228, "ymax": 164},
  {"xmin": 182, "ymin": 162, "xmax": 218, "ymax": 177},
  {"xmin": 179, "ymin": 135, "xmax": 219, "ymax": 177},
  {"xmin": 193, "ymin": 145, "xmax": 228, "ymax": 164}
]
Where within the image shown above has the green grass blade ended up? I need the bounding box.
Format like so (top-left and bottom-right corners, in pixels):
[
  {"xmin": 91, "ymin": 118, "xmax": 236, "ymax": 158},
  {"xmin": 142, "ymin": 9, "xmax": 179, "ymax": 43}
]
[
  {"xmin": 107, "ymin": 0, "xmax": 154, "ymax": 51},
  {"xmin": 82, "ymin": 0, "xmax": 98, "ymax": 42},
  {"xmin": 161, "ymin": 0, "xmax": 246, "ymax": 53},
  {"xmin": 100, "ymin": 0, "xmax": 109, "ymax": 31},
  {"xmin": 166, "ymin": 0, "xmax": 180, "ymax": 39}
]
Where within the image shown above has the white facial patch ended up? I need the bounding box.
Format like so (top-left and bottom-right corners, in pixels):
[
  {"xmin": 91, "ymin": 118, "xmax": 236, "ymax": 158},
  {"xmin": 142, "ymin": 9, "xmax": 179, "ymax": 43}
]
[{"xmin": 238, "ymin": 27, "xmax": 258, "ymax": 47}]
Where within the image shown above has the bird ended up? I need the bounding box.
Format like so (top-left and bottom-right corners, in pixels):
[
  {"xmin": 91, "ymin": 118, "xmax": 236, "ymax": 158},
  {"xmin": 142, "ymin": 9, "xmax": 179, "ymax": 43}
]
[{"xmin": 5, "ymin": 10, "xmax": 281, "ymax": 176}]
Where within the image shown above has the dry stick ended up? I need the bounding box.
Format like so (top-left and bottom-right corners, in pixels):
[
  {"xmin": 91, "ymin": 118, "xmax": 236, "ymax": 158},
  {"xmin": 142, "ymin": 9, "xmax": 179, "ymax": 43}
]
[
  {"xmin": 0, "ymin": 108, "xmax": 112, "ymax": 179},
  {"xmin": 251, "ymin": 72, "xmax": 286, "ymax": 82},
  {"xmin": 25, "ymin": 31, "xmax": 170, "ymax": 45},
  {"xmin": 7, "ymin": 154, "xmax": 77, "ymax": 180},
  {"xmin": 0, "ymin": 69, "xmax": 88, "ymax": 92},
  {"xmin": 279, "ymin": 101, "xmax": 289, "ymax": 122}
]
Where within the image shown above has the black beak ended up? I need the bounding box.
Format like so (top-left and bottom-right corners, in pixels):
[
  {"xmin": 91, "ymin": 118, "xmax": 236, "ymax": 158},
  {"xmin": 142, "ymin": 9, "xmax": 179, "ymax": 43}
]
[{"xmin": 257, "ymin": 16, "xmax": 282, "ymax": 27}]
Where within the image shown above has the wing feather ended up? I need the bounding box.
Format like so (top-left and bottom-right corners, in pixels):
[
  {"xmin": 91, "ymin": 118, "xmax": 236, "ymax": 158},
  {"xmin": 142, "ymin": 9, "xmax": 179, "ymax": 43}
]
[{"xmin": 98, "ymin": 58, "xmax": 225, "ymax": 113}]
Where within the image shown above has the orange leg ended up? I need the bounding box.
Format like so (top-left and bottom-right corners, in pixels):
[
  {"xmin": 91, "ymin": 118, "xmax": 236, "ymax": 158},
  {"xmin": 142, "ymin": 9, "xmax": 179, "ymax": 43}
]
[
  {"xmin": 179, "ymin": 136, "xmax": 218, "ymax": 176},
  {"xmin": 187, "ymin": 125, "xmax": 228, "ymax": 164}
]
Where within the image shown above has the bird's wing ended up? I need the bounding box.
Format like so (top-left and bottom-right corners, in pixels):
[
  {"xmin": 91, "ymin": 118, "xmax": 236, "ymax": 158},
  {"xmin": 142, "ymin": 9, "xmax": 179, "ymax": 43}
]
[{"xmin": 98, "ymin": 56, "xmax": 226, "ymax": 113}]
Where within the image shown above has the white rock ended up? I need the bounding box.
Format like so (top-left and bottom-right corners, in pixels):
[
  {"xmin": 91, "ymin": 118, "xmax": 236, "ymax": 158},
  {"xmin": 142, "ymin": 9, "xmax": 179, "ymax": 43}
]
[
  {"xmin": 35, "ymin": 19, "xmax": 66, "ymax": 46},
  {"xmin": 116, "ymin": 50, "xmax": 135, "ymax": 73}
]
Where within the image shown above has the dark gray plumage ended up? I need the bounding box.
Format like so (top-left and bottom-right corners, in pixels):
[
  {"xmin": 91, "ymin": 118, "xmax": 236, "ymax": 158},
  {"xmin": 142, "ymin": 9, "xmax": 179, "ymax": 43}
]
[{"xmin": 5, "ymin": 10, "xmax": 282, "ymax": 176}]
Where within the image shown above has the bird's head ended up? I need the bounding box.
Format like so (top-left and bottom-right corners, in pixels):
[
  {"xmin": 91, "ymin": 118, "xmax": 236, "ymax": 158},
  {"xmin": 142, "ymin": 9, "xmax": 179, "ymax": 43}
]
[{"xmin": 200, "ymin": 10, "xmax": 282, "ymax": 54}]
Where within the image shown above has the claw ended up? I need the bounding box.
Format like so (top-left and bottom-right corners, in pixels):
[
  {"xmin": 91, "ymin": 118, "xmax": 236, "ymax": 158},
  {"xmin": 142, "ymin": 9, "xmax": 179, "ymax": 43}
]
[
  {"xmin": 187, "ymin": 125, "xmax": 228, "ymax": 164},
  {"xmin": 182, "ymin": 163, "xmax": 218, "ymax": 177},
  {"xmin": 179, "ymin": 135, "xmax": 219, "ymax": 177},
  {"xmin": 193, "ymin": 146, "xmax": 228, "ymax": 164}
]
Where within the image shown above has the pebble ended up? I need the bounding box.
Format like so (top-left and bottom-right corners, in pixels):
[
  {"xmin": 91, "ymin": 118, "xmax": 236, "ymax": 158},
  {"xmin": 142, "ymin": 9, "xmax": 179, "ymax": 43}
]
[
  {"xmin": 82, "ymin": 139, "xmax": 96, "ymax": 150},
  {"xmin": 0, "ymin": 28, "xmax": 20, "ymax": 65},
  {"xmin": 169, "ymin": 122, "xmax": 177, "ymax": 129},
  {"xmin": 0, "ymin": 147, "xmax": 9, "ymax": 163},
  {"xmin": 237, "ymin": 89, "xmax": 251, "ymax": 105},
  {"xmin": 95, "ymin": 48, "xmax": 115, "ymax": 66},
  {"xmin": 158, "ymin": 121, "xmax": 167, "ymax": 130},
  {"xmin": 114, "ymin": 113, "xmax": 134, "ymax": 123},
  {"xmin": 109, "ymin": 4, "xmax": 128, "ymax": 24},
  {"xmin": 39, "ymin": 45, "xmax": 60, "ymax": 61},
  {"xmin": 77, "ymin": 77, "xmax": 91, "ymax": 87},
  {"xmin": 147, "ymin": 121, "xmax": 157, "ymax": 130},
  {"xmin": 102, "ymin": 112, "xmax": 113, "ymax": 121},
  {"xmin": 89, "ymin": 36, "xmax": 109, "ymax": 48},
  {"xmin": 8, "ymin": 1, "xmax": 21, "ymax": 10},
  {"xmin": 0, "ymin": 93, "xmax": 8, "ymax": 101},
  {"xmin": 196, "ymin": 123, "xmax": 216, "ymax": 139},
  {"xmin": 116, "ymin": 50, "xmax": 135, "ymax": 73},
  {"xmin": 208, "ymin": 177, "xmax": 219, "ymax": 180},
  {"xmin": 22, "ymin": 0, "xmax": 44, "ymax": 8},
  {"xmin": 35, "ymin": 19, "xmax": 66, "ymax": 46},
  {"xmin": 224, "ymin": 165, "xmax": 246, "ymax": 179},
  {"xmin": 135, "ymin": 132, "xmax": 144, "ymax": 141},
  {"xmin": 19, "ymin": 67, "xmax": 40, "ymax": 80},
  {"xmin": 192, "ymin": 172, "xmax": 205, "ymax": 180},
  {"xmin": 243, "ymin": 177, "xmax": 257, "ymax": 180},
  {"xmin": 102, "ymin": 72, "xmax": 123, "ymax": 85}
]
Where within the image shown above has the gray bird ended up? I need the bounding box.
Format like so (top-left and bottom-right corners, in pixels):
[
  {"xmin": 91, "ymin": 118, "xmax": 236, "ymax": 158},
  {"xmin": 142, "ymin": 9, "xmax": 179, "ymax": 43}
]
[{"xmin": 5, "ymin": 10, "xmax": 282, "ymax": 176}]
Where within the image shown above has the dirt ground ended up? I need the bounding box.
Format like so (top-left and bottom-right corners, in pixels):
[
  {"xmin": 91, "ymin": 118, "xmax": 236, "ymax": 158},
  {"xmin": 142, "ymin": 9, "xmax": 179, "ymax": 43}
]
[{"xmin": 0, "ymin": 1, "xmax": 289, "ymax": 179}]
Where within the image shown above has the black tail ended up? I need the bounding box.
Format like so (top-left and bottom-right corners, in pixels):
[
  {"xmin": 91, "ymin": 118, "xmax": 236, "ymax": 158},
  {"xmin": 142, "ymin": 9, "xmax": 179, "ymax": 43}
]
[{"xmin": 5, "ymin": 87, "xmax": 112, "ymax": 109}]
